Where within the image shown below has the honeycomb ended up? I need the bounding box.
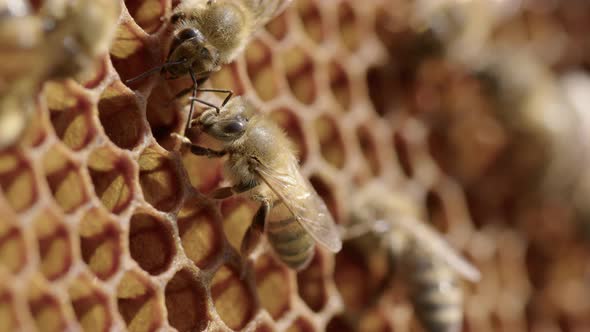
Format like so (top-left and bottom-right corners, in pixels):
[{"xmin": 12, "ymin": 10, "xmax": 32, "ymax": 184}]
[{"xmin": 2, "ymin": 0, "xmax": 590, "ymax": 332}]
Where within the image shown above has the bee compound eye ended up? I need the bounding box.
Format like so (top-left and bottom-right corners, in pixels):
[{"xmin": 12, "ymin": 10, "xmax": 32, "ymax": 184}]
[
  {"xmin": 223, "ymin": 121, "xmax": 245, "ymax": 134},
  {"xmin": 177, "ymin": 28, "xmax": 199, "ymax": 41}
]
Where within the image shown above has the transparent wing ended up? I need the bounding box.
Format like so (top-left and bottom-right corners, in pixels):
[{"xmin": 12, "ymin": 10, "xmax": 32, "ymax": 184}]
[
  {"xmin": 393, "ymin": 216, "xmax": 481, "ymax": 282},
  {"xmin": 254, "ymin": 157, "xmax": 342, "ymax": 252},
  {"xmin": 244, "ymin": 0, "xmax": 293, "ymax": 30}
]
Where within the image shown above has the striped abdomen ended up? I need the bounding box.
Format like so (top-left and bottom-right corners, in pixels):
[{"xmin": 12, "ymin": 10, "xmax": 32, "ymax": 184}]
[
  {"xmin": 407, "ymin": 248, "xmax": 463, "ymax": 332},
  {"xmin": 267, "ymin": 216, "xmax": 315, "ymax": 270}
]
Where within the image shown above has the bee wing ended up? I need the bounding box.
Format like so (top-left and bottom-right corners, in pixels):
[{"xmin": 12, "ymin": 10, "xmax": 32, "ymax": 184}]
[
  {"xmin": 244, "ymin": 0, "xmax": 293, "ymax": 30},
  {"xmin": 393, "ymin": 216, "xmax": 481, "ymax": 282},
  {"xmin": 253, "ymin": 158, "xmax": 342, "ymax": 253}
]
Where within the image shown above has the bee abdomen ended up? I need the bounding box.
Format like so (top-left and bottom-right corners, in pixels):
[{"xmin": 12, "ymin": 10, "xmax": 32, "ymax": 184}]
[
  {"xmin": 267, "ymin": 217, "xmax": 315, "ymax": 270},
  {"xmin": 409, "ymin": 254, "xmax": 463, "ymax": 332}
]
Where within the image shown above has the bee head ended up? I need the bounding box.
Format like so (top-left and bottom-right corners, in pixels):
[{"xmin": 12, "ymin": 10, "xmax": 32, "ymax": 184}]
[
  {"xmin": 166, "ymin": 27, "xmax": 220, "ymax": 78},
  {"xmin": 197, "ymin": 97, "xmax": 253, "ymax": 141}
]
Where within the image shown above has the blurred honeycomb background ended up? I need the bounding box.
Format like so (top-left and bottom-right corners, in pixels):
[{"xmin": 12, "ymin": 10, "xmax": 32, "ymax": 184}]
[{"xmin": 2, "ymin": 0, "xmax": 590, "ymax": 331}]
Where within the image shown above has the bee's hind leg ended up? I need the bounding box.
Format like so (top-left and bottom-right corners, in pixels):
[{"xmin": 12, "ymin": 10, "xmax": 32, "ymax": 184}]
[{"xmin": 239, "ymin": 201, "xmax": 270, "ymax": 278}]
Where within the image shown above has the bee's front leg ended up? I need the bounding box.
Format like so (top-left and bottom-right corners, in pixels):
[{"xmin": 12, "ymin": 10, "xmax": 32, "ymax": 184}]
[
  {"xmin": 171, "ymin": 133, "xmax": 226, "ymax": 158},
  {"xmin": 189, "ymin": 144, "xmax": 226, "ymax": 158}
]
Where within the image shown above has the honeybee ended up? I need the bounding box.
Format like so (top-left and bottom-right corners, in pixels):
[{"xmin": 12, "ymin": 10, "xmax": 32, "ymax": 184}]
[
  {"xmin": 172, "ymin": 96, "xmax": 342, "ymax": 270},
  {"xmin": 0, "ymin": 0, "xmax": 120, "ymax": 149},
  {"xmin": 128, "ymin": 0, "xmax": 292, "ymax": 134},
  {"xmin": 413, "ymin": 0, "xmax": 511, "ymax": 66},
  {"xmin": 346, "ymin": 182, "xmax": 480, "ymax": 332}
]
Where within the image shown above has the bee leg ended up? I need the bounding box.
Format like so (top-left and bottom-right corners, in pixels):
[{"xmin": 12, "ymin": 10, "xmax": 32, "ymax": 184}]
[
  {"xmin": 172, "ymin": 82, "xmax": 227, "ymax": 100},
  {"xmin": 184, "ymin": 70, "xmax": 199, "ymax": 135},
  {"xmin": 209, "ymin": 187, "xmax": 234, "ymax": 200},
  {"xmin": 183, "ymin": 70, "xmax": 219, "ymax": 135},
  {"xmin": 190, "ymin": 145, "xmax": 226, "ymax": 158},
  {"xmin": 191, "ymin": 88, "xmax": 233, "ymax": 106},
  {"xmin": 209, "ymin": 182, "xmax": 257, "ymax": 200},
  {"xmin": 170, "ymin": 132, "xmax": 226, "ymax": 157},
  {"xmin": 240, "ymin": 201, "xmax": 270, "ymax": 261}
]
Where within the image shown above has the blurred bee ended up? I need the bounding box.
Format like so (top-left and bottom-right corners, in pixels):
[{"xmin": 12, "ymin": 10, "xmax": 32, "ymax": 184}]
[
  {"xmin": 413, "ymin": 0, "xmax": 519, "ymax": 66},
  {"xmin": 346, "ymin": 182, "xmax": 480, "ymax": 332},
  {"xmin": 0, "ymin": 0, "xmax": 120, "ymax": 149},
  {"xmin": 172, "ymin": 96, "xmax": 342, "ymax": 270},
  {"xmin": 127, "ymin": 0, "xmax": 292, "ymax": 134},
  {"xmin": 478, "ymin": 51, "xmax": 583, "ymax": 195}
]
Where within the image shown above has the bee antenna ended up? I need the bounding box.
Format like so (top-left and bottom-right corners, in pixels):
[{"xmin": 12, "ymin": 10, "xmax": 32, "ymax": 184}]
[{"xmin": 125, "ymin": 59, "xmax": 188, "ymax": 84}]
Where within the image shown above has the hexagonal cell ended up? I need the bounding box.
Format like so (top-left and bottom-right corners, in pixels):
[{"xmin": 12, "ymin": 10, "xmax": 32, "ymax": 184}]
[
  {"xmin": 138, "ymin": 146, "xmax": 183, "ymax": 212},
  {"xmin": 110, "ymin": 22, "xmax": 155, "ymax": 85},
  {"xmin": 43, "ymin": 145, "xmax": 89, "ymax": 213},
  {"xmin": 180, "ymin": 135, "xmax": 225, "ymax": 194},
  {"xmin": 44, "ymin": 81, "xmax": 81, "ymax": 112},
  {"xmin": 393, "ymin": 132, "xmax": 413, "ymax": 178},
  {"xmin": 76, "ymin": 55, "xmax": 110, "ymax": 89},
  {"xmin": 245, "ymin": 38, "xmax": 280, "ymax": 101},
  {"xmin": 164, "ymin": 268, "xmax": 209, "ymax": 332},
  {"xmin": 208, "ymin": 63, "xmax": 247, "ymax": 98},
  {"xmin": 220, "ymin": 197, "xmax": 259, "ymax": 253},
  {"xmin": 296, "ymin": 252, "xmax": 327, "ymax": 312},
  {"xmin": 254, "ymin": 254, "xmax": 292, "ymax": 320},
  {"xmin": 356, "ymin": 125, "xmax": 381, "ymax": 176},
  {"xmin": 177, "ymin": 204, "xmax": 222, "ymax": 269},
  {"xmin": 87, "ymin": 147, "xmax": 134, "ymax": 214},
  {"xmin": 79, "ymin": 208, "xmax": 122, "ymax": 280},
  {"xmin": 328, "ymin": 60, "xmax": 352, "ymax": 111},
  {"xmin": 0, "ymin": 224, "xmax": 27, "ymax": 274},
  {"xmin": 286, "ymin": 316, "xmax": 316, "ymax": 332},
  {"xmin": 44, "ymin": 80, "xmax": 97, "ymax": 151},
  {"xmin": 211, "ymin": 265, "xmax": 255, "ymax": 330},
  {"xmin": 255, "ymin": 323, "xmax": 276, "ymax": 332},
  {"xmin": 0, "ymin": 290, "xmax": 19, "ymax": 331},
  {"xmin": 32, "ymin": 209, "xmax": 73, "ymax": 281},
  {"xmin": 116, "ymin": 270, "xmax": 164, "ymax": 332},
  {"xmin": 334, "ymin": 235, "xmax": 392, "ymax": 314},
  {"xmin": 337, "ymin": 2, "xmax": 361, "ymax": 52},
  {"xmin": 68, "ymin": 275, "xmax": 113, "ymax": 332},
  {"xmin": 314, "ymin": 115, "xmax": 346, "ymax": 169},
  {"xmin": 358, "ymin": 308, "xmax": 393, "ymax": 332},
  {"xmin": 295, "ymin": 0, "xmax": 324, "ymax": 44},
  {"xmin": 265, "ymin": 10, "xmax": 289, "ymax": 41},
  {"xmin": 98, "ymin": 81, "xmax": 144, "ymax": 150},
  {"xmin": 20, "ymin": 102, "xmax": 48, "ymax": 148},
  {"xmin": 0, "ymin": 151, "xmax": 38, "ymax": 213},
  {"xmin": 129, "ymin": 212, "xmax": 175, "ymax": 275},
  {"xmin": 426, "ymin": 190, "xmax": 449, "ymax": 233},
  {"xmin": 27, "ymin": 281, "xmax": 68, "ymax": 332},
  {"xmin": 145, "ymin": 81, "xmax": 183, "ymax": 146},
  {"xmin": 309, "ymin": 175, "xmax": 339, "ymax": 224},
  {"xmin": 327, "ymin": 315, "xmax": 355, "ymax": 332},
  {"xmin": 125, "ymin": 0, "xmax": 165, "ymax": 34},
  {"xmin": 282, "ymin": 46, "xmax": 317, "ymax": 105},
  {"xmin": 268, "ymin": 107, "xmax": 308, "ymax": 163},
  {"xmin": 366, "ymin": 64, "xmax": 400, "ymax": 117}
]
